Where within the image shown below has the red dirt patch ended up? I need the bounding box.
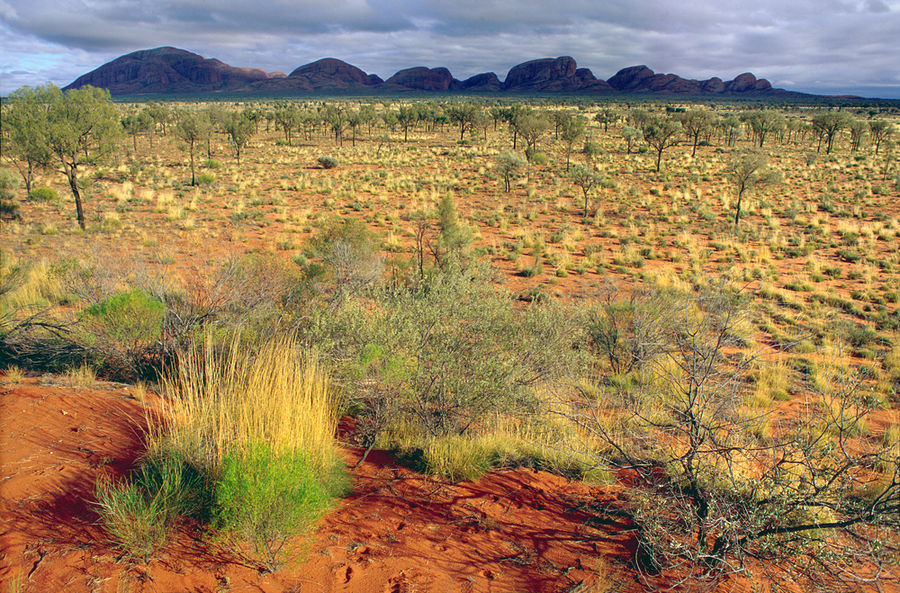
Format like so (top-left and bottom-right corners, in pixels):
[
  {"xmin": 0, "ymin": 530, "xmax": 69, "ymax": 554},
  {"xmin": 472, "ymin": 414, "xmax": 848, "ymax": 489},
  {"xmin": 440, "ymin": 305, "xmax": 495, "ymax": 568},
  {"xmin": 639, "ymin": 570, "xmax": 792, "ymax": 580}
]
[{"xmin": 0, "ymin": 381, "xmax": 639, "ymax": 592}]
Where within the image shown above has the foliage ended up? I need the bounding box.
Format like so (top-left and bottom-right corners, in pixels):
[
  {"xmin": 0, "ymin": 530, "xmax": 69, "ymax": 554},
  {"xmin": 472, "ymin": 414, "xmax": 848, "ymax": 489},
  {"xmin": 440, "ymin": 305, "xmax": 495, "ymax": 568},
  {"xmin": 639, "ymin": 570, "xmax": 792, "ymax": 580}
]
[
  {"xmin": 212, "ymin": 442, "xmax": 337, "ymax": 571},
  {"xmin": 567, "ymin": 284, "xmax": 899, "ymax": 586},
  {"xmin": 494, "ymin": 150, "xmax": 527, "ymax": 192},
  {"xmin": 0, "ymin": 169, "xmax": 20, "ymax": 221},
  {"xmin": 317, "ymin": 155, "xmax": 340, "ymax": 169}
]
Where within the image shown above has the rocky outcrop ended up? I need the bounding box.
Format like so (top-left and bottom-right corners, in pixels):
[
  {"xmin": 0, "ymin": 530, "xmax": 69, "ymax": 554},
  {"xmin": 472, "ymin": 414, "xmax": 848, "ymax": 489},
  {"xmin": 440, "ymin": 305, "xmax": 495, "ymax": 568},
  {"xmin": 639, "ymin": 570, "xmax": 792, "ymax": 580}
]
[
  {"xmin": 503, "ymin": 56, "xmax": 576, "ymax": 90},
  {"xmin": 459, "ymin": 72, "xmax": 502, "ymax": 91},
  {"xmin": 385, "ymin": 67, "xmax": 456, "ymax": 91},
  {"xmin": 64, "ymin": 47, "xmax": 268, "ymax": 94},
  {"xmin": 65, "ymin": 47, "xmax": 805, "ymax": 98},
  {"xmin": 288, "ymin": 58, "xmax": 377, "ymax": 88},
  {"xmin": 608, "ymin": 65, "xmax": 777, "ymax": 95}
]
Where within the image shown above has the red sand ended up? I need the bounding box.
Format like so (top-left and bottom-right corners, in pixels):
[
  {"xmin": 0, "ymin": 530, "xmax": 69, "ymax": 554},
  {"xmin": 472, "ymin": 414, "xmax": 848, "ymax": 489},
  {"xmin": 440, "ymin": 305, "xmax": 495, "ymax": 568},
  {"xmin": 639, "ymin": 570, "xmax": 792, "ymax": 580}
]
[{"xmin": 0, "ymin": 380, "xmax": 639, "ymax": 593}]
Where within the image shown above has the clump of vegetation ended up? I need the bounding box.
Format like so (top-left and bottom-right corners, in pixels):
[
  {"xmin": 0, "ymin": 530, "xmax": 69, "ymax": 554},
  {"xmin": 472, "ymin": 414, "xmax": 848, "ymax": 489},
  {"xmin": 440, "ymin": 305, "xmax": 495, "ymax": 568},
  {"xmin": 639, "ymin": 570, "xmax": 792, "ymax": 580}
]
[
  {"xmin": 317, "ymin": 156, "xmax": 339, "ymax": 169},
  {"xmin": 96, "ymin": 333, "xmax": 344, "ymax": 571}
]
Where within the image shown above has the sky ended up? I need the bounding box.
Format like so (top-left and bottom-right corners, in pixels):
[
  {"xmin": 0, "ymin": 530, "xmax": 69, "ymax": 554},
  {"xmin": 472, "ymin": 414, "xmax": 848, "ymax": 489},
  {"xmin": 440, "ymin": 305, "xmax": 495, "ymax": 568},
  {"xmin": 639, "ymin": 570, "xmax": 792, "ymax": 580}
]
[{"xmin": 1, "ymin": 0, "xmax": 899, "ymax": 98}]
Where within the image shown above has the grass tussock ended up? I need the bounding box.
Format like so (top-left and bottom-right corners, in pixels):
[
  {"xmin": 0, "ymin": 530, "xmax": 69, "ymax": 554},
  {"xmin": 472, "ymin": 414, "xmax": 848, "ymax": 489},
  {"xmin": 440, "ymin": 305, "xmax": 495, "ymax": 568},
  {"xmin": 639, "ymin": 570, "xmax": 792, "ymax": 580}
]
[{"xmin": 150, "ymin": 332, "xmax": 341, "ymax": 477}]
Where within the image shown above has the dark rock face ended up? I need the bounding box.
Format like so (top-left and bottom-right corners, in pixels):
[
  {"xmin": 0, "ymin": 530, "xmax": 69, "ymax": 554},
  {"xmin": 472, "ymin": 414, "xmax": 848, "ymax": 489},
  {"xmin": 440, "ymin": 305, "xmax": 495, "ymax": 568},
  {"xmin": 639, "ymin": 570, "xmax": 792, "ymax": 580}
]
[
  {"xmin": 385, "ymin": 67, "xmax": 456, "ymax": 91},
  {"xmin": 608, "ymin": 65, "xmax": 777, "ymax": 95},
  {"xmin": 288, "ymin": 58, "xmax": 376, "ymax": 88},
  {"xmin": 607, "ymin": 65, "xmax": 656, "ymax": 91},
  {"xmin": 64, "ymin": 47, "xmax": 268, "ymax": 94},
  {"xmin": 460, "ymin": 72, "xmax": 502, "ymax": 91},
  {"xmin": 503, "ymin": 56, "xmax": 577, "ymax": 90},
  {"xmin": 65, "ymin": 47, "xmax": 798, "ymax": 97}
]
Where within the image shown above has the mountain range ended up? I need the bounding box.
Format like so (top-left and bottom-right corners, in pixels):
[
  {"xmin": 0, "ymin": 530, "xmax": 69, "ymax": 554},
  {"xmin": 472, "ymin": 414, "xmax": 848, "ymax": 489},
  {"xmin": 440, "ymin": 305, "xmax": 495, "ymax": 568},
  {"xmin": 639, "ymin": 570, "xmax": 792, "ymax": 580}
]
[{"xmin": 64, "ymin": 46, "xmax": 806, "ymax": 98}]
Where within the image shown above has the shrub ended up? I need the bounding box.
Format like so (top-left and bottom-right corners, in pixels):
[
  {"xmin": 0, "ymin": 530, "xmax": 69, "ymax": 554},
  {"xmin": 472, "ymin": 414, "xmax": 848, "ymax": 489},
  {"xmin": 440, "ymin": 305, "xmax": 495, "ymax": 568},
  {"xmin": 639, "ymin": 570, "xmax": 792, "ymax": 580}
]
[
  {"xmin": 94, "ymin": 475, "xmax": 170, "ymax": 563},
  {"xmin": 317, "ymin": 156, "xmax": 339, "ymax": 169},
  {"xmin": 196, "ymin": 172, "xmax": 215, "ymax": 185},
  {"xmin": 152, "ymin": 333, "xmax": 341, "ymax": 480},
  {"xmin": 79, "ymin": 289, "xmax": 166, "ymax": 380},
  {"xmin": 0, "ymin": 169, "xmax": 19, "ymax": 221},
  {"xmin": 28, "ymin": 186, "xmax": 59, "ymax": 202},
  {"xmin": 212, "ymin": 442, "xmax": 335, "ymax": 571}
]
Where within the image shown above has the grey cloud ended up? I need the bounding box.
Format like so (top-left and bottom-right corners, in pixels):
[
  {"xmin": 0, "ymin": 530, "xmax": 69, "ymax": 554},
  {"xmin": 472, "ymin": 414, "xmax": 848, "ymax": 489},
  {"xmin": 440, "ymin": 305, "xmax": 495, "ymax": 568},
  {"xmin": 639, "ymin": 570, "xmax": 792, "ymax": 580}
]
[{"xmin": 1, "ymin": 0, "xmax": 899, "ymax": 97}]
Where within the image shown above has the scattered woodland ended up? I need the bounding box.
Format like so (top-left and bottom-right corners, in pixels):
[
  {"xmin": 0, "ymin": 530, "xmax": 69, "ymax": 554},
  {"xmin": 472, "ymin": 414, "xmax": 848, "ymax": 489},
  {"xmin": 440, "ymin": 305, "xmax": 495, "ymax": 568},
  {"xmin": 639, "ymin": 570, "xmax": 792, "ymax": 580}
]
[{"xmin": 1, "ymin": 85, "xmax": 899, "ymax": 592}]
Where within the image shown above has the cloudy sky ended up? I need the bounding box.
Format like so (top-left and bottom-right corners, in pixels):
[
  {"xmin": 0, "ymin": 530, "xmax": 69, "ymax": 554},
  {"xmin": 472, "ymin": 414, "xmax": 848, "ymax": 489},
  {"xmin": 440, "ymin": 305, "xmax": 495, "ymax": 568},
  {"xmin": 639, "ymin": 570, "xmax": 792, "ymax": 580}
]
[{"xmin": 2, "ymin": 0, "xmax": 899, "ymax": 98}]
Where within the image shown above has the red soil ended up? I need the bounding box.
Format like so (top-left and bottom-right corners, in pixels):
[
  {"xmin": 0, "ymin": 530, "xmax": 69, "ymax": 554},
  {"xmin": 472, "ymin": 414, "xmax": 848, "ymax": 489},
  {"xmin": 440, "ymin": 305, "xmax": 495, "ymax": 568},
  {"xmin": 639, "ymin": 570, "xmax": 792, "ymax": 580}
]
[{"xmin": 0, "ymin": 380, "xmax": 640, "ymax": 593}]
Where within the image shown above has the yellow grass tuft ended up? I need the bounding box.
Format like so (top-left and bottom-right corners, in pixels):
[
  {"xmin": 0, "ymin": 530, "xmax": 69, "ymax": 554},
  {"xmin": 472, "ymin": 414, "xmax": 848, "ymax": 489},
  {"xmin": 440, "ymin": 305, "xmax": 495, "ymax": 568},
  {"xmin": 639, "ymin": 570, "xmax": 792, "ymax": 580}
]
[{"xmin": 150, "ymin": 333, "xmax": 340, "ymax": 477}]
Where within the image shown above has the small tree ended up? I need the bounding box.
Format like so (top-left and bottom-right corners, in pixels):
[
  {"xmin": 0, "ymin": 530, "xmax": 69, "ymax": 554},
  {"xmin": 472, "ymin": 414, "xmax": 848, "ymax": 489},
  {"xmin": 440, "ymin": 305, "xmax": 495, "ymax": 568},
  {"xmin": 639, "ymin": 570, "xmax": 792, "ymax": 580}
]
[
  {"xmin": 643, "ymin": 118, "xmax": 681, "ymax": 172},
  {"xmin": 44, "ymin": 84, "xmax": 121, "ymax": 229},
  {"xmin": 868, "ymin": 119, "xmax": 892, "ymax": 154},
  {"xmin": 582, "ymin": 139, "xmax": 601, "ymax": 166},
  {"xmin": 225, "ymin": 111, "xmax": 255, "ymax": 165},
  {"xmin": 743, "ymin": 110, "xmax": 786, "ymax": 148},
  {"xmin": 726, "ymin": 149, "xmax": 781, "ymax": 228},
  {"xmin": 121, "ymin": 109, "xmax": 154, "ymax": 153},
  {"xmin": 621, "ymin": 125, "xmax": 642, "ymax": 154},
  {"xmin": 559, "ymin": 115, "xmax": 586, "ymax": 171},
  {"xmin": 568, "ymin": 285, "xmax": 899, "ymax": 587},
  {"xmin": 812, "ymin": 111, "xmax": 852, "ymax": 154},
  {"xmin": 174, "ymin": 111, "xmax": 210, "ymax": 186},
  {"xmin": 448, "ymin": 103, "xmax": 479, "ymax": 141},
  {"xmin": 848, "ymin": 118, "xmax": 866, "ymax": 153},
  {"xmin": 494, "ymin": 150, "xmax": 527, "ymax": 192},
  {"xmin": 3, "ymin": 86, "xmax": 53, "ymax": 194},
  {"xmin": 570, "ymin": 164, "xmax": 601, "ymax": 218},
  {"xmin": 517, "ymin": 112, "xmax": 551, "ymax": 162},
  {"xmin": 678, "ymin": 110, "xmax": 714, "ymax": 157}
]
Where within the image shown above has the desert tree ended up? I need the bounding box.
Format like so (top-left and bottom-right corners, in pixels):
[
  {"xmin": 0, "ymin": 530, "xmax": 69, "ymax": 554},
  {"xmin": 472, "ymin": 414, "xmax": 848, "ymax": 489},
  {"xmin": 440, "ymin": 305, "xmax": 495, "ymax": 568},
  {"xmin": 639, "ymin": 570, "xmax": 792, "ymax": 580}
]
[
  {"xmin": 642, "ymin": 117, "xmax": 681, "ymax": 172},
  {"xmin": 868, "ymin": 119, "xmax": 892, "ymax": 154},
  {"xmin": 324, "ymin": 105, "xmax": 347, "ymax": 145},
  {"xmin": 174, "ymin": 111, "xmax": 211, "ymax": 186},
  {"xmin": 678, "ymin": 110, "xmax": 714, "ymax": 157},
  {"xmin": 743, "ymin": 110, "xmax": 786, "ymax": 148},
  {"xmin": 718, "ymin": 115, "xmax": 742, "ymax": 147},
  {"xmin": 812, "ymin": 111, "xmax": 852, "ymax": 154},
  {"xmin": 448, "ymin": 103, "xmax": 479, "ymax": 141},
  {"xmin": 517, "ymin": 112, "xmax": 552, "ymax": 162},
  {"xmin": 494, "ymin": 150, "xmax": 527, "ymax": 193},
  {"xmin": 629, "ymin": 108, "xmax": 653, "ymax": 131},
  {"xmin": 121, "ymin": 108, "xmax": 154, "ymax": 153},
  {"xmin": 566, "ymin": 284, "xmax": 899, "ymax": 588},
  {"xmin": 559, "ymin": 115, "xmax": 586, "ymax": 171},
  {"xmin": 848, "ymin": 118, "xmax": 867, "ymax": 153},
  {"xmin": 225, "ymin": 111, "xmax": 255, "ymax": 165},
  {"xmin": 274, "ymin": 103, "xmax": 300, "ymax": 146},
  {"xmin": 570, "ymin": 164, "xmax": 601, "ymax": 218},
  {"xmin": 145, "ymin": 101, "xmax": 171, "ymax": 136},
  {"xmin": 502, "ymin": 103, "xmax": 527, "ymax": 149},
  {"xmin": 582, "ymin": 139, "xmax": 601, "ymax": 166},
  {"xmin": 44, "ymin": 84, "xmax": 121, "ymax": 229},
  {"xmin": 595, "ymin": 108, "xmax": 617, "ymax": 132},
  {"xmin": 726, "ymin": 149, "xmax": 781, "ymax": 228},
  {"xmin": 396, "ymin": 105, "xmax": 418, "ymax": 142},
  {"xmin": 621, "ymin": 125, "xmax": 642, "ymax": 154},
  {"xmin": 3, "ymin": 86, "xmax": 53, "ymax": 194}
]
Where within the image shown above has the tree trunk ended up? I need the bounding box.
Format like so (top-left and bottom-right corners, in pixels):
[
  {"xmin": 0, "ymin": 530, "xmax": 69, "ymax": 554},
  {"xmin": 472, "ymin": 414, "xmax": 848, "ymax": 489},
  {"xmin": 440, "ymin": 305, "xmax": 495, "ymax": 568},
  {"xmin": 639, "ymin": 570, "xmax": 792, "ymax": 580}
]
[
  {"xmin": 67, "ymin": 165, "xmax": 85, "ymax": 230},
  {"xmin": 189, "ymin": 140, "xmax": 196, "ymax": 186},
  {"xmin": 734, "ymin": 191, "xmax": 744, "ymax": 228}
]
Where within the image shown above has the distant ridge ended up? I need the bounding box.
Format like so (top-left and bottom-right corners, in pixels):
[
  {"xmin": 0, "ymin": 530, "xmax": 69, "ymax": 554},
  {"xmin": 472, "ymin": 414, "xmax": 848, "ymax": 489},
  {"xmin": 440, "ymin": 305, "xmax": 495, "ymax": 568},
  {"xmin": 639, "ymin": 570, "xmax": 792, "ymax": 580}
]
[{"xmin": 64, "ymin": 47, "xmax": 812, "ymax": 98}]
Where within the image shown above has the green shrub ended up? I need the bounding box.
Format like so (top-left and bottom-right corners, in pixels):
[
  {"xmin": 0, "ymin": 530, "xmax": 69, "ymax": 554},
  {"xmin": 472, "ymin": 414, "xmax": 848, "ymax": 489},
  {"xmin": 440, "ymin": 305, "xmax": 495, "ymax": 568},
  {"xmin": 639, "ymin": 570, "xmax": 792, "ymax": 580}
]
[
  {"xmin": 212, "ymin": 442, "xmax": 337, "ymax": 571},
  {"xmin": 28, "ymin": 186, "xmax": 59, "ymax": 202},
  {"xmin": 79, "ymin": 289, "xmax": 166, "ymax": 380},
  {"xmin": 317, "ymin": 156, "xmax": 339, "ymax": 169},
  {"xmin": 94, "ymin": 476, "xmax": 170, "ymax": 562},
  {"xmin": 196, "ymin": 172, "xmax": 215, "ymax": 185}
]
